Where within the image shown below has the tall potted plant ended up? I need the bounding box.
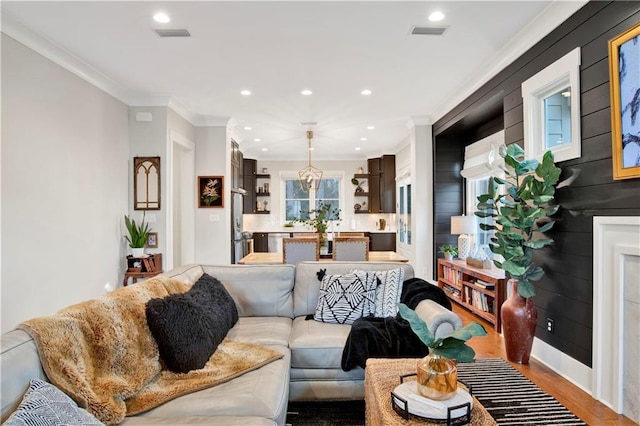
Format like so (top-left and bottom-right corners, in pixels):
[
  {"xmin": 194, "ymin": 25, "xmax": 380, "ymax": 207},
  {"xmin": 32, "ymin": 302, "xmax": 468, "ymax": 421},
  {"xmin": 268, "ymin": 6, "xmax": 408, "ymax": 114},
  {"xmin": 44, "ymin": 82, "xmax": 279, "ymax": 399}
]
[
  {"xmin": 475, "ymin": 143, "xmax": 561, "ymax": 363},
  {"xmin": 124, "ymin": 213, "xmax": 152, "ymax": 258}
]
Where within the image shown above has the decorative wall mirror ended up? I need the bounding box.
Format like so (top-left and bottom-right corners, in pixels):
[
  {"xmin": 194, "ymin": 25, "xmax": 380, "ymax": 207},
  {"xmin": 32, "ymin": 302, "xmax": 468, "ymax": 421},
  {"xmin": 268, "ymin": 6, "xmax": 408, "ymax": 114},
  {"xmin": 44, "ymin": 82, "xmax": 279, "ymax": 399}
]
[
  {"xmin": 522, "ymin": 47, "xmax": 581, "ymax": 162},
  {"xmin": 134, "ymin": 156, "xmax": 161, "ymax": 210}
]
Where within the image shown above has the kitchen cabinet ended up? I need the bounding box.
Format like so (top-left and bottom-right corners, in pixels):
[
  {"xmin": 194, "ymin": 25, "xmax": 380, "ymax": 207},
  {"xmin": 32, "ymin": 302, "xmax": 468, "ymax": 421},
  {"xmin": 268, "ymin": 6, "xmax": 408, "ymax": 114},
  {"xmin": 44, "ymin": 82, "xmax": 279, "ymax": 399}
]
[
  {"xmin": 367, "ymin": 155, "xmax": 395, "ymax": 213},
  {"xmin": 252, "ymin": 232, "xmax": 269, "ymax": 252},
  {"xmin": 243, "ymin": 159, "xmax": 270, "ymax": 214},
  {"xmin": 352, "ymin": 173, "xmax": 369, "ymax": 214},
  {"xmin": 369, "ymin": 232, "xmax": 396, "ymax": 251}
]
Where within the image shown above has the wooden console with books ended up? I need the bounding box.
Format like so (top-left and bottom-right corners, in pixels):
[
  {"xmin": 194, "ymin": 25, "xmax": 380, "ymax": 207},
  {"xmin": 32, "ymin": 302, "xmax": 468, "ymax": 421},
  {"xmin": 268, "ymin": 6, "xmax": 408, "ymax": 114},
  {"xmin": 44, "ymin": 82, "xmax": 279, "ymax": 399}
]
[{"xmin": 437, "ymin": 258, "xmax": 506, "ymax": 332}]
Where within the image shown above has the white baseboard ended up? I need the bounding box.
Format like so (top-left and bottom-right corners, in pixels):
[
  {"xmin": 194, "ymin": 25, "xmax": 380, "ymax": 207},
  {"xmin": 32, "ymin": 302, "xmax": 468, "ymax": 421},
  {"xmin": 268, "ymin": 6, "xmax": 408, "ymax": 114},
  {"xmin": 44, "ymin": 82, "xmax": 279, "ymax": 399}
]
[{"xmin": 531, "ymin": 337, "xmax": 593, "ymax": 394}]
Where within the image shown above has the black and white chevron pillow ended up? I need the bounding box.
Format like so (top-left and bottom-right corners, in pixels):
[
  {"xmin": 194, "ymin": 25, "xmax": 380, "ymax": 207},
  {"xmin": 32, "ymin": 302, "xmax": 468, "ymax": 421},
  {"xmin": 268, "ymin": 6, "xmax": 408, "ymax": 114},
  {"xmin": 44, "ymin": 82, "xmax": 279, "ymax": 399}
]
[
  {"xmin": 4, "ymin": 379, "xmax": 103, "ymax": 425},
  {"xmin": 371, "ymin": 268, "xmax": 405, "ymax": 317},
  {"xmin": 314, "ymin": 272, "xmax": 377, "ymax": 324}
]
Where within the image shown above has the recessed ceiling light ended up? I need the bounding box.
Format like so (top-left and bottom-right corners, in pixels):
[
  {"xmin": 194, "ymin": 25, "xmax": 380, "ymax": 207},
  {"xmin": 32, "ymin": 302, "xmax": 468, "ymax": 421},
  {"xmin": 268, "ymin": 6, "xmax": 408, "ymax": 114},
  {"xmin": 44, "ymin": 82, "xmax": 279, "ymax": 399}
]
[
  {"xmin": 367, "ymin": 126, "xmax": 375, "ymax": 130},
  {"xmin": 153, "ymin": 12, "xmax": 170, "ymax": 23},
  {"xmin": 361, "ymin": 89, "xmax": 372, "ymax": 96},
  {"xmin": 240, "ymin": 89, "xmax": 251, "ymax": 96},
  {"xmin": 254, "ymin": 138, "xmax": 261, "ymax": 142},
  {"xmin": 429, "ymin": 11, "xmax": 445, "ymax": 22},
  {"xmin": 244, "ymin": 126, "xmax": 252, "ymax": 130},
  {"xmin": 309, "ymin": 147, "xmax": 315, "ymax": 151},
  {"xmin": 360, "ymin": 137, "xmax": 367, "ymax": 141},
  {"xmin": 261, "ymin": 148, "xmax": 268, "ymax": 151},
  {"xmin": 355, "ymin": 147, "xmax": 361, "ymax": 151},
  {"xmin": 301, "ymin": 89, "xmax": 313, "ymax": 96}
]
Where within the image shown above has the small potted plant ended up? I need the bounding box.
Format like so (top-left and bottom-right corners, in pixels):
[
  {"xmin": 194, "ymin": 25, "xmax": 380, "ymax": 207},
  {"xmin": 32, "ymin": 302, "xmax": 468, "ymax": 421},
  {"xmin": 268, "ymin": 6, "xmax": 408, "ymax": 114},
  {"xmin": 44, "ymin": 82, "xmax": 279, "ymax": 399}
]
[
  {"xmin": 439, "ymin": 244, "xmax": 458, "ymax": 260},
  {"xmin": 399, "ymin": 303, "xmax": 486, "ymax": 400},
  {"xmin": 124, "ymin": 213, "xmax": 151, "ymax": 258}
]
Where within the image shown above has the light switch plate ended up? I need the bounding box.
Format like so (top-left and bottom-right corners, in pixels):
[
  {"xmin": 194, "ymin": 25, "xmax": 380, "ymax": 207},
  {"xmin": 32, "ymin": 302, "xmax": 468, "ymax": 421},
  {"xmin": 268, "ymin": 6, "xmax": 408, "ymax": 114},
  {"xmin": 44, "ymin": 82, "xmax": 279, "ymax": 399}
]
[{"xmin": 209, "ymin": 214, "xmax": 220, "ymax": 222}]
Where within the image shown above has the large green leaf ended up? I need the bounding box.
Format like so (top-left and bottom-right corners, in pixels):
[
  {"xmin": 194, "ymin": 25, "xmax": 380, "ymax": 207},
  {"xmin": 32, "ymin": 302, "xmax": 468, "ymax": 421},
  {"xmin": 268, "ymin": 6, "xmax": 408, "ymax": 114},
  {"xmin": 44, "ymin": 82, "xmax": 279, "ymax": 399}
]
[
  {"xmin": 433, "ymin": 344, "xmax": 477, "ymax": 363},
  {"xmin": 506, "ymin": 143, "xmax": 525, "ymax": 158},
  {"xmin": 397, "ymin": 303, "xmax": 434, "ymax": 347},
  {"xmin": 536, "ymin": 220, "xmax": 556, "ymax": 233},
  {"xmin": 524, "ymin": 265, "xmax": 545, "ymax": 281},
  {"xmin": 515, "ymin": 159, "xmax": 539, "ymax": 176},
  {"xmin": 523, "ymin": 239, "xmax": 554, "ymax": 249},
  {"xmin": 517, "ymin": 279, "xmax": 536, "ymax": 298},
  {"xmin": 502, "ymin": 260, "xmax": 527, "ymax": 277}
]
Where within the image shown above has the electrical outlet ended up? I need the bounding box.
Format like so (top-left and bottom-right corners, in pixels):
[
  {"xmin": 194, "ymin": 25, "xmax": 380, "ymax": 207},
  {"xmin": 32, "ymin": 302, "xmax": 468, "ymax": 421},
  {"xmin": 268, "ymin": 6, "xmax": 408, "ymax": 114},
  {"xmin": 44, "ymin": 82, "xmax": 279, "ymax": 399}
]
[{"xmin": 546, "ymin": 318, "xmax": 555, "ymax": 334}]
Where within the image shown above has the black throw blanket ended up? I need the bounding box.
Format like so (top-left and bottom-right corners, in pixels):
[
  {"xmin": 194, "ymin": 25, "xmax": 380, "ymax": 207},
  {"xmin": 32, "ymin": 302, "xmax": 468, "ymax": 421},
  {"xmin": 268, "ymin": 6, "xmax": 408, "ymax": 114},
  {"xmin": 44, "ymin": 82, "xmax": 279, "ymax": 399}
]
[{"xmin": 340, "ymin": 278, "xmax": 452, "ymax": 371}]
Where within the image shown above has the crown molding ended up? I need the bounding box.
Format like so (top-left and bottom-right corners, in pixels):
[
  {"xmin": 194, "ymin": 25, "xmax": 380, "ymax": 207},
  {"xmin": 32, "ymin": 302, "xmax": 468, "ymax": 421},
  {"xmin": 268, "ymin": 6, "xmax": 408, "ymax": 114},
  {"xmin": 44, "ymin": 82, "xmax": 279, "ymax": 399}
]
[
  {"xmin": 2, "ymin": 12, "xmax": 227, "ymax": 128},
  {"xmin": 2, "ymin": 11, "xmax": 133, "ymax": 105},
  {"xmin": 431, "ymin": 0, "xmax": 588, "ymax": 123}
]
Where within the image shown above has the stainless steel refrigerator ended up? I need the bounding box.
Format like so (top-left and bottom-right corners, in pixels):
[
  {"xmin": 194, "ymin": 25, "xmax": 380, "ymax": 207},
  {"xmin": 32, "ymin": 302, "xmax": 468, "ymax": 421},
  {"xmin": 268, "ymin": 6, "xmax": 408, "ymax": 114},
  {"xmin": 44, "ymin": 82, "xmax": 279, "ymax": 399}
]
[{"xmin": 231, "ymin": 189, "xmax": 248, "ymax": 263}]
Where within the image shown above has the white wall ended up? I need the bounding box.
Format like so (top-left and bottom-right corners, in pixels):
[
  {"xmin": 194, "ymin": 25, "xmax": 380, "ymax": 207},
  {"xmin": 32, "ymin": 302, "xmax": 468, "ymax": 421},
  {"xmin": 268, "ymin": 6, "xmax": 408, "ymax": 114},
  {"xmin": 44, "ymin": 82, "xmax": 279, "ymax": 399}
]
[
  {"xmin": 128, "ymin": 106, "xmax": 168, "ymax": 261},
  {"xmin": 194, "ymin": 126, "xmax": 229, "ymax": 264},
  {"xmin": 1, "ymin": 35, "xmax": 129, "ymax": 332}
]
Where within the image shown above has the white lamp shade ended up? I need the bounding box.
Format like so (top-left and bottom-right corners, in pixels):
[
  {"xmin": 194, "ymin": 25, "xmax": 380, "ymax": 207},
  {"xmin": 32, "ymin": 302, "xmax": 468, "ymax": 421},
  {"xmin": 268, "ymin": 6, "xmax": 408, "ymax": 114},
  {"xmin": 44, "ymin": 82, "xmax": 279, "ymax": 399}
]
[{"xmin": 451, "ymin": 215, "xmax": 477, "ymax": 235}]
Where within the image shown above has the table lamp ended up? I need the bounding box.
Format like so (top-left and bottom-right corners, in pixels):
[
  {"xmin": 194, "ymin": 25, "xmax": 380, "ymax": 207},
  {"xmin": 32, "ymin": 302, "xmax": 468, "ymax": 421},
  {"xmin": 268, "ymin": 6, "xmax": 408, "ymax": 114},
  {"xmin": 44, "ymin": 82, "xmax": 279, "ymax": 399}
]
[{"xmin": 450, "ymin": 215, "xmax": 477, "ymax": 260}]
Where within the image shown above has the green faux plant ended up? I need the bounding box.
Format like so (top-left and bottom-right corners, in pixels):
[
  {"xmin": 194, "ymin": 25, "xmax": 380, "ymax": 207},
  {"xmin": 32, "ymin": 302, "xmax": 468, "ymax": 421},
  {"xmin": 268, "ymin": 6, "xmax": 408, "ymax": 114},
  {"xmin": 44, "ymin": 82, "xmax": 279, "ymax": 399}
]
[
  {"xmin": 295, "ymin": 203, "xmax": 341, "ymax": 233},
  {"xmin": 124, "ymin": 214, "xmax": 151, "ymax": 248},
  {"xmin": 438, "ymin": 244, "xmax": 458, "ymax": 255},
  {"xmin": 398, "ymin": 303, "xmax": 486, "ymax": 362},
  {"xmin": 474, "ymin": 143, "xmax": 561, "ymax": 299}
]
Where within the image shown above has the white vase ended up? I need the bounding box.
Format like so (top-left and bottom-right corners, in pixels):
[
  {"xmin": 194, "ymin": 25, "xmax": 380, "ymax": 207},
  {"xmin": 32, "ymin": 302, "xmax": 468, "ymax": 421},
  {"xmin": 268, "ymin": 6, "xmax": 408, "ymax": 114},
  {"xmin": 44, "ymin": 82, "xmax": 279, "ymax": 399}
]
[{"xmin": 131, "ymin": 247, "xmax": 145, "ymax": 258}]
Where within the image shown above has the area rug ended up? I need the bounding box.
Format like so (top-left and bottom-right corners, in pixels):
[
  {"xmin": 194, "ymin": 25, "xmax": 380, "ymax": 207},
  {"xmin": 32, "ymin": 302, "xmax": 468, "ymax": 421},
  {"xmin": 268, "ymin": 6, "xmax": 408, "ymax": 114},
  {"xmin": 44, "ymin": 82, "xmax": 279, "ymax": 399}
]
[{"xmin": 457, "ymin": 358, "xmax": 587, "ymax": 425}]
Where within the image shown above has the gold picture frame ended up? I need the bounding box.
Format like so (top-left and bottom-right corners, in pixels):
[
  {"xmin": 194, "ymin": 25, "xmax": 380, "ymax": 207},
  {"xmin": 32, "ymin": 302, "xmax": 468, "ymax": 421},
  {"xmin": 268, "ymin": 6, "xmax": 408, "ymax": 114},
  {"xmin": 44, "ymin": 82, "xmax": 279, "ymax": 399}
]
[{"xmin": 609, "ymin": 22, "xmax": 640, "ymax": 180}]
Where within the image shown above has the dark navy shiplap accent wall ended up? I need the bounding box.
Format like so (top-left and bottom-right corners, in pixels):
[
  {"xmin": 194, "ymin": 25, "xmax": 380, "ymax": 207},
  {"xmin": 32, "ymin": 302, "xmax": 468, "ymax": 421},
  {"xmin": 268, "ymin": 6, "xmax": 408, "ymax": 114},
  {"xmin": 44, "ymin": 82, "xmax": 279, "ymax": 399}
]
[{"xmin": 432, "ymin": 1, "xmax": 640, "ymax": 366}]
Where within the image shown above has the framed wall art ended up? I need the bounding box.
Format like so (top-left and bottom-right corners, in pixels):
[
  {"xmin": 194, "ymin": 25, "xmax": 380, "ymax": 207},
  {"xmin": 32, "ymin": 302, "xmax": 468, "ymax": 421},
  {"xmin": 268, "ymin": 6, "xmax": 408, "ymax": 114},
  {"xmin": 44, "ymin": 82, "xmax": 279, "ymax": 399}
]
[
  {"xmin": 609, "ymin": 21, "xmax": 640, "ymax": 180},
  {"xmin": 146, "ymin": 232, "xmax": 158, "ymax": 248},
  {"xmin": 198, "ymin": 176, "xmax": 224, "ymax": 208},
  {"xmin": 133, "ymin": 156, "xmax": 161, "ymax": 210}
]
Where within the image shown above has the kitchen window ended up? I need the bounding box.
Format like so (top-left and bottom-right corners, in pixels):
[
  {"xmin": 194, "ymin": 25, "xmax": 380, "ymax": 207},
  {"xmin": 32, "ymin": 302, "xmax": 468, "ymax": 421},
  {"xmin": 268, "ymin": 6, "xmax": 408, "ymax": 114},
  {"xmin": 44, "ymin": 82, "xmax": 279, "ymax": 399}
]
[{"xmin": 283, "ymin": 175, "xmax": 341, "ymax": 221}]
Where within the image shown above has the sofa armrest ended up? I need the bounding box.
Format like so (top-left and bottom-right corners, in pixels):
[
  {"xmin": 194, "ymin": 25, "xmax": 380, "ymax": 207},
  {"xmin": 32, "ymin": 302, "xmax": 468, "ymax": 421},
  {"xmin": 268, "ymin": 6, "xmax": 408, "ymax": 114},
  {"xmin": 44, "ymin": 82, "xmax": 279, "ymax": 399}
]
[{"xmin": 414, "ymin": 299, "xmax": 463, "ymax": 339}]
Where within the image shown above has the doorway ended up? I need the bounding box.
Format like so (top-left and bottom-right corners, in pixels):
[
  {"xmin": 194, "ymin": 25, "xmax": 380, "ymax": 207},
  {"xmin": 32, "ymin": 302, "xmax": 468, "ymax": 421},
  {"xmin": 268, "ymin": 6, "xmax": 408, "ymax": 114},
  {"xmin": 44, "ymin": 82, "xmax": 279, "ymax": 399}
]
[{"xmin": 168, "ymin": 131, "xmax": 195, "ymax": 270}]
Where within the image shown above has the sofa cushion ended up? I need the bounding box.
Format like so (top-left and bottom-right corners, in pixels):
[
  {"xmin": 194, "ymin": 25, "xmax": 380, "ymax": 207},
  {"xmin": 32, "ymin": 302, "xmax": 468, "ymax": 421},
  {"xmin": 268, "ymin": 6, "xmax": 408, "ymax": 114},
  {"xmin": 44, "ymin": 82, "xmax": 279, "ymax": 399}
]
[
  {"xmin": 4, "ymin": 379, "xmax": 102, "ymax": 426},
  {"xmin": 226, "ymin": 317, "xmax": 293, "ymax": 347},
  {"xmin": 146, "ymin": 274, "xmax": 238, "ymax": 373},
  {"xmin": 121, "ymin": 416, "xmax": 277, "ymax": 425},
  {"xmin": 132, "ymin": 348, "xmax": 290, "ymax": 426},
  {"xmin": 289, "ymin": 316, "xmax": 351, "ymax": 369},
  {"xmin": 294, "ymin": 262, "xmax": 415, "ymax": 317},
  {"xmin": 313, "ymin": 272, "xmax": 376, "ymax": 324}
]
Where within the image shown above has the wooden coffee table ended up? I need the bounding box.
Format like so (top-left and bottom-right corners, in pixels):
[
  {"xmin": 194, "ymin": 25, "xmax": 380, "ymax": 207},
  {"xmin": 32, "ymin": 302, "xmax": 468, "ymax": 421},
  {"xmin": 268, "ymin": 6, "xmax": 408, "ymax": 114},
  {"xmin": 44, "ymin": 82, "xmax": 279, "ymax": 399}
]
[{"xmin": 365, "ymin": 358, "xmax": 497, "ymax": 426}]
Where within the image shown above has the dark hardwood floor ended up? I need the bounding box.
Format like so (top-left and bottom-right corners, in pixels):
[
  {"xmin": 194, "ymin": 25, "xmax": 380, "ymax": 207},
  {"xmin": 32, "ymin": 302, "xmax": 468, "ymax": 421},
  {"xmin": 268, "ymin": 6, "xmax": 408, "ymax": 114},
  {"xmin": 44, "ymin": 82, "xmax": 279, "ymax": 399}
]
[{"xmin": 454, "ymin": 305, "xmax": 636, "ymax": 425}]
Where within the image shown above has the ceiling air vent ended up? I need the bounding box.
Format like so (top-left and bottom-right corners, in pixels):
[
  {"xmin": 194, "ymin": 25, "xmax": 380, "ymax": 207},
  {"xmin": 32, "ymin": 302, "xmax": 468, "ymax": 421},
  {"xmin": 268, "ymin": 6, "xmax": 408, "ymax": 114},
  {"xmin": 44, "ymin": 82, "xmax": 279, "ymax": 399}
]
[
  {"xmin": 154, "ymin": 29, "xmax": 191, "ymax": 38},
  {"xmin": 410, "ymin": 26, "xmax": 447, "ymax": 36}
]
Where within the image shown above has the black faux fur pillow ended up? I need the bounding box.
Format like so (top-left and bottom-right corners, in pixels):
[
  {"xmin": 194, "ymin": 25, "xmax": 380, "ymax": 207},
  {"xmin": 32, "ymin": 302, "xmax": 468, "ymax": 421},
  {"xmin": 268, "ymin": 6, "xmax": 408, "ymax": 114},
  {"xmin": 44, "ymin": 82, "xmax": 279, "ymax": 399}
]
[{"xmin": 145, "ymin": 273, "xmax": 239, "ymax": 373}]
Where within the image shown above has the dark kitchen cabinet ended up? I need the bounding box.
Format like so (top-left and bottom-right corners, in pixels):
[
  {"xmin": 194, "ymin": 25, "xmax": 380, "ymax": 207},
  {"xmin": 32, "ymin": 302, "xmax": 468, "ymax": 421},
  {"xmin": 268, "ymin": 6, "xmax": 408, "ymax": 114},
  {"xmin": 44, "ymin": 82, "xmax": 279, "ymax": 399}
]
[
  {"xmin": 252, "ymin": 232, "xmax": 269, "ymax": 253},
  {"xmin": 231, "ymin": 140, "xmax": 243, "ymax": 191},
  {"xmin": 369, "ymin": 232, "xmax": 396, "ymax": 251},
  {"xmin": 243, "ymin": 159, "xmax": 257, "ymax": 213},
  {"xmin": 367, "ymin": 155, "xmax": 395, "ymax": 213}
]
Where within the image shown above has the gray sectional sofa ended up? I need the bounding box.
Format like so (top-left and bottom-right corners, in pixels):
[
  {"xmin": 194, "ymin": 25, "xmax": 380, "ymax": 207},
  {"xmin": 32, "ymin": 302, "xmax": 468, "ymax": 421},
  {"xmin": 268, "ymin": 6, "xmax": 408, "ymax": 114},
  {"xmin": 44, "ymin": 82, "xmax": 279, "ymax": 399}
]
[{"xmin": 1, "ymin": 261, "xmax": 462, "ymax": 425}]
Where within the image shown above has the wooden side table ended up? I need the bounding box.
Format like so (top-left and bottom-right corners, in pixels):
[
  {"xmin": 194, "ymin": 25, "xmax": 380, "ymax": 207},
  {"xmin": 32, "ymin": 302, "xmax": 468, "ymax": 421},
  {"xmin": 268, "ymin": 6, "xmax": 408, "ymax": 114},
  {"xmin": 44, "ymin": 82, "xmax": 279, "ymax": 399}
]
[
  {"xmin": 364, "ymin": 358, "xmax": 496, "ymax": 426},
  {"xmin": 123, "ymin": 253, "xmax": 162, "ymax": 286}
]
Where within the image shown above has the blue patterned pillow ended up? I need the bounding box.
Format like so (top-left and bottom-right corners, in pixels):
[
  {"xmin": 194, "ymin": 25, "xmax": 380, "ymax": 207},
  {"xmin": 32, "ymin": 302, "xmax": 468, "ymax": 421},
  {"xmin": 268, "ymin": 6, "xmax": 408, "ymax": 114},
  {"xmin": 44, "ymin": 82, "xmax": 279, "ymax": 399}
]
[
  {"xmin": 314, "ymin": 272, "xmax": 377, "ymax": 324},
  {"xmin": 4, "ymin": 379, "xmax": 103, "ymax": 426}
]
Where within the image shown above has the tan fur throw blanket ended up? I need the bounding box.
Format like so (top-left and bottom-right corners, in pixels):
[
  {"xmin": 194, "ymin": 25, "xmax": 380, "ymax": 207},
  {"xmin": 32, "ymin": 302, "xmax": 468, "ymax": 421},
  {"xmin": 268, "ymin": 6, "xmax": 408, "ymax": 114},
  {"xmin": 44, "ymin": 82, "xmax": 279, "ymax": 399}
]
[{"xmin": 18, "ymin": 276, "xmax": 283, "ymax": 425}]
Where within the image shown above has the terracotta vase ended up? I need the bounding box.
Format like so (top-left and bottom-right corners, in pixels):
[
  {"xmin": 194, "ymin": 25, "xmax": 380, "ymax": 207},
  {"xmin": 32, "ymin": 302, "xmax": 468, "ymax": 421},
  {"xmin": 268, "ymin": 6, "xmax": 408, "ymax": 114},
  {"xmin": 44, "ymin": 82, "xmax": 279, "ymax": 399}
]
[{"xmin": 501, "ymin": 279, "xmax": 537, "ymax": 364}]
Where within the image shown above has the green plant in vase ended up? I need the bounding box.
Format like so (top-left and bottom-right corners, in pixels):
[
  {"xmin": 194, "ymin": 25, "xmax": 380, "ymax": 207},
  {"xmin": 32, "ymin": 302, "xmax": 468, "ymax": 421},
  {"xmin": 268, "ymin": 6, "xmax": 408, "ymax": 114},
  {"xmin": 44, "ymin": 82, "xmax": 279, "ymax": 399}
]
[
  {"xmin": 474, "ymin": 143, "xmax": 561, "ymax": 363},
  {"xmin": 439, "ymin": 244, "xmax": 458, "ymax": 260},
  {"xmin": 399, "ymin": 303, "xmax": 486, "ymax": 400},
  {"xmin": 124, "ymin": 213, "xmax": 151, "ymax": 257},
  {"xmin": 294, "ymin": 202, "xmax": 341, "ymax": 233}
]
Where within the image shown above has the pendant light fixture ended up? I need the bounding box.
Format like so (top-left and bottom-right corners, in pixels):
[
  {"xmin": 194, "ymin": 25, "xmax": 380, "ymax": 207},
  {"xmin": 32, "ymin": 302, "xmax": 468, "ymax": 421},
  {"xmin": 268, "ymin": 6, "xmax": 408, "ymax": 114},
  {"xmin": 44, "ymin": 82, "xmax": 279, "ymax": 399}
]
[{"xmin": 298, "ymin": 130, "xmax": 323, "ymax": 192}]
